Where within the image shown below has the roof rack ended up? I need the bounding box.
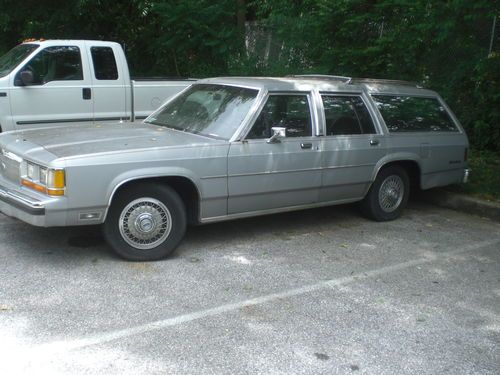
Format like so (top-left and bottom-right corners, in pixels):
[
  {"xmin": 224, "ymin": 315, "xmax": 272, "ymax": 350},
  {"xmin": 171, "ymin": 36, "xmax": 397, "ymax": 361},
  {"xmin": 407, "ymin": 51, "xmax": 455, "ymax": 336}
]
[
  {"xmin": 287, "ymin": 74, "xmax": 352, "ymax": 83},
  {"xmin": 288, "ymin": 75, "xmax": 422, "ymax": 88},
  {"xmin": 350, "ymin": 78, "xmax": 422, "ymax": 88}
]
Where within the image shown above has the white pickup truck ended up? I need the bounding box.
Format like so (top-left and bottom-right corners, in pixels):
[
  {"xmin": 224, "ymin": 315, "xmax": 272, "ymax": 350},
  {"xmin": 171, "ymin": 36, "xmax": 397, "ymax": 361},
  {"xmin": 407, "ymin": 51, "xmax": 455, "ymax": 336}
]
[{"xmin": 0, "ymin": 39, "xmax": 194, "ymax": 132}]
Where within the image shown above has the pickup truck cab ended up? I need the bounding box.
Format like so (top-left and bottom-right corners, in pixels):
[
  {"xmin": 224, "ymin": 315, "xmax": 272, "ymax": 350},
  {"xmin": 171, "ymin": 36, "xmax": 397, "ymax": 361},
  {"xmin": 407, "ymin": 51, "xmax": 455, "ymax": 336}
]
[
  {"xmin": 0, "ymin": 76, "xmax": 470, "ymax": 261},
  {"xmin": 0, "ymin": 39, "xmax": 193, "ymax": 132}
]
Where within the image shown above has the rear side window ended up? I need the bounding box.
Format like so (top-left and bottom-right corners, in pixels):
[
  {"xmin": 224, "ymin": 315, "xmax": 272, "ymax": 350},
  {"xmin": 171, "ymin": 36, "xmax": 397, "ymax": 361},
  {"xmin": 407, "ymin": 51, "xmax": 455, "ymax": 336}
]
[
  {"xmin": 322, "ymin": 95, "xmax": 376, "ymax": 135},
  {"xmin": 90, "ymin": 46, "xmax": 118, "ymax": 80},
  {"xmin": 372, "ymin": 95, "xmax": 458, "ymax": 132}
]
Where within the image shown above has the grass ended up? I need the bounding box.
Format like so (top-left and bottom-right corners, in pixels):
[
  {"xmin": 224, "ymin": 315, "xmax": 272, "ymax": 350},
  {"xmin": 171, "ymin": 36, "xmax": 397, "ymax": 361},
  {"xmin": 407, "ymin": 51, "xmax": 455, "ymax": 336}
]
[{"xmin": 446, "ymin": 150, "xmax": 500, "ymax": 203}]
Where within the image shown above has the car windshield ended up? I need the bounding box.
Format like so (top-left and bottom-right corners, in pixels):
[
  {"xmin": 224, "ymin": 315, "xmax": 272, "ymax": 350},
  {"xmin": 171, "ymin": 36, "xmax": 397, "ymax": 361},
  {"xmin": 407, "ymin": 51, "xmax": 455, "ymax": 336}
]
[
  {"xmin": 0, "ymin": 44, "xmax": 39, "ymax": 78},
  {"xmin": 146, "ymin": 84, "xmax": 259, "ymax": 140}
]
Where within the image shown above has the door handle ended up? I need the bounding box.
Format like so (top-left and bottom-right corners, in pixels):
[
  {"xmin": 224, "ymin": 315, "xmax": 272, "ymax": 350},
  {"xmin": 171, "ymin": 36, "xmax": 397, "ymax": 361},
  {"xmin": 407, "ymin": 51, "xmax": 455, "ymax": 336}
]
[
  {"xmin": 82, "ymin": 88, "xmax": 91, "ymax": 100},
  {"xmin": 301, "ymin": 143, "xmax": 312, "ymax": 149},
  {"xmin": 370, "ymin": 139, "xmax": 380, "ymax": 146}
]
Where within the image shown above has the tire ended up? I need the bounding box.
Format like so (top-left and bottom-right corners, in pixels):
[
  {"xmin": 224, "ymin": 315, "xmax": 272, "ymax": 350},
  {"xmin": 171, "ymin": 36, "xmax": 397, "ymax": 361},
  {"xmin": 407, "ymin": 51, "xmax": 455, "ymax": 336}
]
[
  {"xmin": 361, "ymin": 165, "xmax": 410, "ymax": 221},
  {"xmin": 103, "ymin": 183, "xmax": 186, "ymax": 261}
]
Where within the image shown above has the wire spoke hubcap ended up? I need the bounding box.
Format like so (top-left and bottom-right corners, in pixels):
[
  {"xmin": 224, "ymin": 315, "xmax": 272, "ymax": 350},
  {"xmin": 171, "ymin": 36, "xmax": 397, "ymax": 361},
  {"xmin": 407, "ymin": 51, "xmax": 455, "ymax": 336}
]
[
  {"xmin": 119, "ymin": 198, "xmax": 172, "ymax": 250},
  {"xmin": 378, "ymin": 175, "xmax": 404, "ymax": 213}
]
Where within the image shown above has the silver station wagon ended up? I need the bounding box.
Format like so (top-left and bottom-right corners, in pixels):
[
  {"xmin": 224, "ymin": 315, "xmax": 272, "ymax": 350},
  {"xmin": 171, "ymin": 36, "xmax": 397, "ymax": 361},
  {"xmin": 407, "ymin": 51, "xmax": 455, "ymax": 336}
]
[{"xmin": 0, "ymin": 76, "xmax": 469, "ymax": 260}]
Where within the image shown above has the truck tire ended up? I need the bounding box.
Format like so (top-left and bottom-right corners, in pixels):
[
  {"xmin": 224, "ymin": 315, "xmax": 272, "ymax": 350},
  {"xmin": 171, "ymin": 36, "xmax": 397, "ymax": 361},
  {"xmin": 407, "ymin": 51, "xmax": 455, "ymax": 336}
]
[
  {"xmin": 361, "ymin": 165, "xmax": 409, "ymax": 221},
  {"xmin": 103, "ymin": 183, "xmax": 186, "ymax": 261}
]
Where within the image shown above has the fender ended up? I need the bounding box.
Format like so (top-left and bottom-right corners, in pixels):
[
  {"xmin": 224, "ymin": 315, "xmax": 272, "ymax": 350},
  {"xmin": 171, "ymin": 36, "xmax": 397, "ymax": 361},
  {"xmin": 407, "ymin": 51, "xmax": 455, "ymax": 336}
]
[
  {"xmin": 371, "ymin": 152, "xmax": 422, "ymax": 181},
  {"xmin": 103, "ymin": 166, "xmax": 203, "ymax": 220},
  {"xmin": 361, "ymin": 152, "xmax": 422, "ymax": 196}
]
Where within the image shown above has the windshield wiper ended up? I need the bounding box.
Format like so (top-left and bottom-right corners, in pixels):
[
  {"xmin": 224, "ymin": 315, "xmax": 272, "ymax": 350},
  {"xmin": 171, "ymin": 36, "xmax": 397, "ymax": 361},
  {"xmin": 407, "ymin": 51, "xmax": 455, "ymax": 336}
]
[{"xmin": 146, "ymin": 120, "xmax": 184, "ymax": 132}]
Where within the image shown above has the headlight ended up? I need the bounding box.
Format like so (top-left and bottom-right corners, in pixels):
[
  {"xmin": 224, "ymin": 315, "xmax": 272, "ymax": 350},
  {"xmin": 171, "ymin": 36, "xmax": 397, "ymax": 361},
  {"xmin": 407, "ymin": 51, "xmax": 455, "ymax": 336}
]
[
  {"xmin": 27, "ymin": 162, "xmax": 36, "ymax": 180},
  {"xmin": 21, "ymin": 161, "xmax": 65, "ymax": 196},
  {"xmin": 39, "ymin": 167, "xmax": 48, "ymax": 185}
]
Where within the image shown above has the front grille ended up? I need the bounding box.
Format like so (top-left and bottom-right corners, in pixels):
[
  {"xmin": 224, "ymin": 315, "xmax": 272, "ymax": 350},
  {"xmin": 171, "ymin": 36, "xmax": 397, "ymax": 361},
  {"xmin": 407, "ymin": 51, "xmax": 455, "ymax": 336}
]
[{"xmin": 0, "ymin": 151, "xmax": 21, "ymax": 184}]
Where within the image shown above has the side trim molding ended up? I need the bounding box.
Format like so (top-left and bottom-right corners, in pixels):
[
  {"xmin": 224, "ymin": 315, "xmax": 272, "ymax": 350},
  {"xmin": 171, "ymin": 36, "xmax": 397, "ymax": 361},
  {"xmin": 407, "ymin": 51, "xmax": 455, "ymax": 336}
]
[{"xmin": 17, "ymin": 116, "xmax": 132, "ymax": 125}]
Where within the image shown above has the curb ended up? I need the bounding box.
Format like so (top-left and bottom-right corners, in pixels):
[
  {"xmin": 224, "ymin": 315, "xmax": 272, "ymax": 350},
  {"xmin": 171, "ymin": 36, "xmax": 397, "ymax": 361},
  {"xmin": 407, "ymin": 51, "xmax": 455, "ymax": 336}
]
[{"xmin": 417, "ymin": 189, "xmax": 500, "ymax": 222}]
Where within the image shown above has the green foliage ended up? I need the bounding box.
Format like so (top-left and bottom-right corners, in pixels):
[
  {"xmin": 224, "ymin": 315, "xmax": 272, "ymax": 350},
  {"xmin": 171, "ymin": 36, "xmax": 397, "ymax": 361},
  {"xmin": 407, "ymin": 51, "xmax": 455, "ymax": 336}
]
[
  {"xmin": 148, "ymin": 0, "xmax": 242, "ymax": 76},
  {"xmin": 0, "ymin": 0, "xmax": 499, "ymax": 152}
]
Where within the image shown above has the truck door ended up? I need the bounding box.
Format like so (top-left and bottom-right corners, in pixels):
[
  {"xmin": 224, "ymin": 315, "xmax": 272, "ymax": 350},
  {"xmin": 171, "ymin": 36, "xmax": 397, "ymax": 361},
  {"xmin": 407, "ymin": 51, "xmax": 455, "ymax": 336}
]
[
  {"xmin": 9, "ymin": 43, "xmax": 94, "ymax": 128},
  {"xmin": 86, "ymin": 42, "xmax": 127, "ymax": 123}
]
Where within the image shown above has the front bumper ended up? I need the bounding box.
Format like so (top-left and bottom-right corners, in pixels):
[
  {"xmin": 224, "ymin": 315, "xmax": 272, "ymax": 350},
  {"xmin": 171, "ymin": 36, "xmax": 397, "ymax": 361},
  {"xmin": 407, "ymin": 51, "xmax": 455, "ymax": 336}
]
[
  {"xmin": 0, "ymin": 184, "xmax": 45, "ymax": 215},
  {"xmin": 0, "ymin": 180, "xmax": 64, "ymax": 227}
]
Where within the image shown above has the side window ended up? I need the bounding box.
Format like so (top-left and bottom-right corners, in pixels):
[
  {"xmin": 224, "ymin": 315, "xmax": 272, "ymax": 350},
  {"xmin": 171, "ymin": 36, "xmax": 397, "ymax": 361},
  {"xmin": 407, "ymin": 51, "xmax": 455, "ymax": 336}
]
[
  {"xmin": 372, "ymin": 95, "xmax": 458, "ymax": 132},
  {"xmin": 22, "ymin": 46, "xmax": 83, "ymax": 84},
  {"xmin": 246, "ymin": 94, "xmax": 312, "ymax": 139},
  {"xmin": 90, "ymin": 47, "xmax": 118, "ymax": 80},
  {"xmin": 322, "ymin": 95, "xmax": 376, "ymax": 135}
]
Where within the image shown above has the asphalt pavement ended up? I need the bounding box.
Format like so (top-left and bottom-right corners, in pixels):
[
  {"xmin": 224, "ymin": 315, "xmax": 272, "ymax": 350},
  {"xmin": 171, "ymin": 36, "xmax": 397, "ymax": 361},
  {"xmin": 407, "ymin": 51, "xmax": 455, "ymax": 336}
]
[{"xmin": 0, "ymin": 201, "xmax": 499, "ymax": 374}]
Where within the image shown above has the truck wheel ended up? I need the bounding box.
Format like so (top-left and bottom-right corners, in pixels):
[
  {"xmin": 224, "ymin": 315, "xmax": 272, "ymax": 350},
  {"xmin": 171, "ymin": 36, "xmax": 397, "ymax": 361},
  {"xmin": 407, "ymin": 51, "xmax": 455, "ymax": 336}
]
[
  {"xmin": 361, "ymin": 165, "xmax": 409, "ymax": 221},
  {"xmin": 103, "ymin": 184, "xmax": 186, "ymax": 261}
]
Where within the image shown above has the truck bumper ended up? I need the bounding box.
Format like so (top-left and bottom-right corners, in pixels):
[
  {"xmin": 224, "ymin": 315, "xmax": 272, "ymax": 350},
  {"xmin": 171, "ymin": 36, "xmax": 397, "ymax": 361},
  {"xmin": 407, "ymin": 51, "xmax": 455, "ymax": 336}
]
[{"xmin": 463, "ymin": 168, "xmax": 470, "ymax": 183}]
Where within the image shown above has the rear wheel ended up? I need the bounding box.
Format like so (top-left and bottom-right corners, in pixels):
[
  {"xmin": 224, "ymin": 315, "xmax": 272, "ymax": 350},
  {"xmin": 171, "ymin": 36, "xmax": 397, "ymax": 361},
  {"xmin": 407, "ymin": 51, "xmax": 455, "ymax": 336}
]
[
  {"xmin": 103, "ymin": 184, "xmax": 186, "ymax": 261},
  {"xmin": 361, "ymin": 165, "xmax": 409, "ymax": 221}
]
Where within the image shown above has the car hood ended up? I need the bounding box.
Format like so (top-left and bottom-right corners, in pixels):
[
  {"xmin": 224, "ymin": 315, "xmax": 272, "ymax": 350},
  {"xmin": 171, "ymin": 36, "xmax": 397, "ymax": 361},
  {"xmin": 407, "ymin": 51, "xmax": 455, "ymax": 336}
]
[{"xmin": 4, "ymin": 122, "xmax": 226, "ymax": 159}]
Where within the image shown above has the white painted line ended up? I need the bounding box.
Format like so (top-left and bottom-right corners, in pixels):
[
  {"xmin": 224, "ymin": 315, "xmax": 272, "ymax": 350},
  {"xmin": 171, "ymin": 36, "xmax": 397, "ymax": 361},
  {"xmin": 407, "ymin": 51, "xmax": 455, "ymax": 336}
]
[{"xmin": 38, "ymin": 238, "xmax": 500, "ymax": 353}]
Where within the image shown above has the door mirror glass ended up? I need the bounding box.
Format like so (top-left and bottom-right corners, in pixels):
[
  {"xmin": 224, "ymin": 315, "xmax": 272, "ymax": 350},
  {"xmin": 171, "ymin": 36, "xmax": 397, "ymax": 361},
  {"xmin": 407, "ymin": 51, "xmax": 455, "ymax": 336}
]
[
  {"xmin": 19, "ymin": 69, "xmax": 34, "ymax": 86},
  {"xmin": 267, "ymin": 127, "xmax": 286, "ymax": 143}
]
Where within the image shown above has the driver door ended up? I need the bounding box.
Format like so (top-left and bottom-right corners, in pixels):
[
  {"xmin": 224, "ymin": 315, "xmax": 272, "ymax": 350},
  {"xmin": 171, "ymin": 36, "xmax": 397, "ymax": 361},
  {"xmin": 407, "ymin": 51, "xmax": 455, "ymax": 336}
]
[
  {"xmin": 227, "ymin": 93, "xmax": 322, "ymax": 214},
  {"xmin": 9, "ymin": 43, "xmax": 94, "ymax": 129}
]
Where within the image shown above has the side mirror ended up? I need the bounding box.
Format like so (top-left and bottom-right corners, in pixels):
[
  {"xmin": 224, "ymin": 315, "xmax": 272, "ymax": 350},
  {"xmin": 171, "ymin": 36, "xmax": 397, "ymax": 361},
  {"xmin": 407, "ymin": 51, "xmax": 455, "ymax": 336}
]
[
  {"xmin": 19, "ymin": 70, "xmax": 34, "ymax": 86},
  {"xmin": 267, "ymin": 127, "xmax": 286, "ymax": 144}
]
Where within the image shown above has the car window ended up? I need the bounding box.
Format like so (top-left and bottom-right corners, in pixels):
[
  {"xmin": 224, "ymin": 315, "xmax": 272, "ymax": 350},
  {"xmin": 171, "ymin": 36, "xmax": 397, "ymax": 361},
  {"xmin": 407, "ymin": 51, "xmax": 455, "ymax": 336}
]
[
  {"xmin": 90, "ymin": 46, "xmax": 118, "ymax": 80},
  {"xmin": 246, "ymin": 94, "xmax": 312, "ymax": 139},
  {"xmin": 372, "ymin": 95, "xmax": 458, "ymax": 132},
  {"xmin": 322, "ymin": 95, "xmax": 376, "ymax": 135},
  {"xmin": 20, "ymin": 46, "xmax": 83, "ymax": 85},
  {"xmin": 146, "ymin": 84, "xmax": 258, "ymax": 140}
]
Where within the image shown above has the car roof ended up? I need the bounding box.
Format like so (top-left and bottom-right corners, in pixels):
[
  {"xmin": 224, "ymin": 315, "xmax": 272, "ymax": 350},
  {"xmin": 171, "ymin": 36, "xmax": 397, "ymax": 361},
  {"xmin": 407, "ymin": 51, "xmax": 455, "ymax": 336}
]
[{"xmin": 199, "ymin": 76, "xmax": 438, "ymax": 97}]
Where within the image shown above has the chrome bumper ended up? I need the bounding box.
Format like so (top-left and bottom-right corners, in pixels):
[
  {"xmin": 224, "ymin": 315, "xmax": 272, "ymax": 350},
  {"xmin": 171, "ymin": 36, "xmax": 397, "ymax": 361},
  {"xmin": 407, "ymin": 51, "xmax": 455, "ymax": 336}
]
[
  {"xmin": 463, "ymin": 168, "xmax": 470, "ymax": 183},
  {"xmin": 0, "ymin": 182, "xmax": 53, "ymax": 226},
  {"xmin": 0, "ymin": 184, "xmax": 45, "ymax": 215}
]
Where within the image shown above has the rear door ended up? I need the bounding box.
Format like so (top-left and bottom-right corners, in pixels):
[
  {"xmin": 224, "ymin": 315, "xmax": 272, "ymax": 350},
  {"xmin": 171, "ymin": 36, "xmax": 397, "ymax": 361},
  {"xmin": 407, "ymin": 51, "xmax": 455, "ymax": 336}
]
[
  {"xmin": 85, "ymin": 42, "xmax": 128, "ymax": 123},
  {"xmin": 227, "ymin": 92, "xmax": 322, "ymax": 214},
  {"xmin": 9, "ymin": 42, "xmax": 94, "ymax": 128},
  {"xmin": 319, "ymin": 93, "xmax": 387, "ymax": 202}
]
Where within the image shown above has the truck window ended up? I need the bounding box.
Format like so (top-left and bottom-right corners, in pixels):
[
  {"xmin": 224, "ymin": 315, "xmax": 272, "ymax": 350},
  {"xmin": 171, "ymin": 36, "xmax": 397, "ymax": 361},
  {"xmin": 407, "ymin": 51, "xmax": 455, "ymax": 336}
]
[
  {"xmin": 372, "ymin": 95, "xmax": 458, "ymax": 132},
  {"xmin": 246, "ymin": 94, "xmax": 312, "ymax": 139},
  {"xmin": 0, "ymin": 43, "xmax": 39, "ymax": 78},
  {"xmin": 322, "ymin": 95, "xmax": 376, "ymax": 135},
  {"xmin": 21, "ymin": 46, "xmax": 83, "ymax": 85},
  {"xmin": 90, "ymin": 47, "xmax": 118, "ymax": 80}
]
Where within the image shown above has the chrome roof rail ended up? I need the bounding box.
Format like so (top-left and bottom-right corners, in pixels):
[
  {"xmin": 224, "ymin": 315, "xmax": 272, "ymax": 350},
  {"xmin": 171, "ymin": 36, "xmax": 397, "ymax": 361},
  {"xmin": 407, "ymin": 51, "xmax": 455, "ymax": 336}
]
[
  {"xmin": 349, "ymin": 78, "xmax": 422, "ymax": 88},
  {"xmin": 287, "ymin": 74, "xmax": 352, "ymax": 83},
  {"xmin": 287, "ymin": 75, "xmax": 423, "ymax": 88}
]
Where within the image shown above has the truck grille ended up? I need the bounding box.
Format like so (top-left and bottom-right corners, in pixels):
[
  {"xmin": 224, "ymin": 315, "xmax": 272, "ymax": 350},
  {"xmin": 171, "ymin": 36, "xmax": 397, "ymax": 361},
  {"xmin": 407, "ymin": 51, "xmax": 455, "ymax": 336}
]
[{"xmin": 0, "ymin": 150, "xmax": 21, "ymax": 184}]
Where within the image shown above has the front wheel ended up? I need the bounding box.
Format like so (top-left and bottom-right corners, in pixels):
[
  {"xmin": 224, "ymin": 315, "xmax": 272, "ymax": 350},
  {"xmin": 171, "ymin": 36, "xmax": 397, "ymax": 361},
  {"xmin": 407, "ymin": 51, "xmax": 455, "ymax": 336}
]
[
  {"xmin": 103, "ymin": 184, "xmax": 186, "ymax": 261},
  {"xmin": 361, "ymin": 165, "xmax": 409, "ymax": 221}
]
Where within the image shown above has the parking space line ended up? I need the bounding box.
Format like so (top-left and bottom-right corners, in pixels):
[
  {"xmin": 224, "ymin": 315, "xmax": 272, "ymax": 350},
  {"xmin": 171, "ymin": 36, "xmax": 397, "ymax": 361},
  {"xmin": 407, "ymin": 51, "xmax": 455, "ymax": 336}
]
[{"xmin": 39, "ymin": 238, "xmax": 500, "ymax": 353}]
